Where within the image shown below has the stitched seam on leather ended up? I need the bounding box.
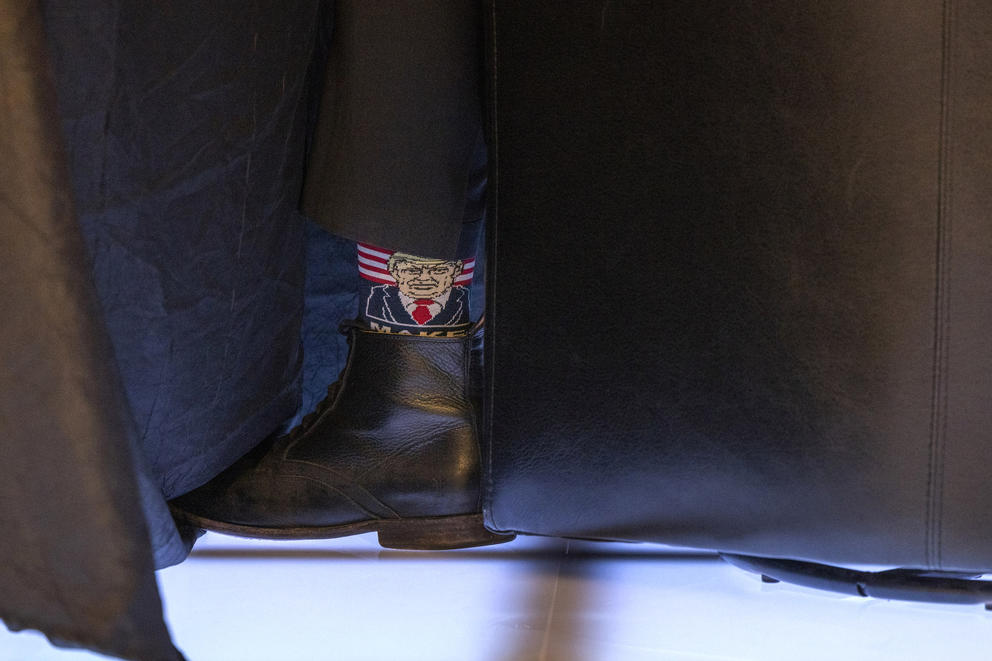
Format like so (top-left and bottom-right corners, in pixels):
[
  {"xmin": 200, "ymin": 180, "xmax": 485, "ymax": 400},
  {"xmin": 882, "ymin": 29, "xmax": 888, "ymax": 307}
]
[
  {"xmin": 927, "ymin": 0, "xmax": 955, "ymax": 570},
  {"xmin": 277, "ymin": 473, "xmax": 393, "ymax": 521},
  {"xmin": 464, "ymin": 334, "xmax": 484, "ymax": 511},
  {"xmin": 482, "ymin": 0, "xmax": 502, "ymax": 532},
  {"xmin": 283, "ymin": 460, "xmax": 402, "ymax": 519}
]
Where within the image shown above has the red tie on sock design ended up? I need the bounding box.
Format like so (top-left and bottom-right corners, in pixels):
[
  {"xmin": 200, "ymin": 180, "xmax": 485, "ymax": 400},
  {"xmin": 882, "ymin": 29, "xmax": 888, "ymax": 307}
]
[
  {"xmin": 356, "ymin": 243, "xmax": 475, "ymax": 333},
  {"xmin": 412, "ymin": 299, "xmax": 436, "ymax": 325}
]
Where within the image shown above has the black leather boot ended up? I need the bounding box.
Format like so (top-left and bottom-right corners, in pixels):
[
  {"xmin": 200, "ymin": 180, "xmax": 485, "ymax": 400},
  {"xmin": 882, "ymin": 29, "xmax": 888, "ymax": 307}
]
[{"xmin": 169, "ymin": 323, "xmax": 512, "ymax": 550}]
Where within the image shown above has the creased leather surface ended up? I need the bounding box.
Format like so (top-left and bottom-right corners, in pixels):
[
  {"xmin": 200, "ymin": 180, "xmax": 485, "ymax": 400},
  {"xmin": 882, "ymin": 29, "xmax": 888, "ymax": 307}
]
[
  {"xmin": 0, "ymin": 1, "xmax": 179, "ymax": 658},
  {"xmin": 486, "ymin": 1, "xmax": 992, "ymax": 571},
  {"xmin": 173, "ymin": 327, "xmax": 485, "ymax": 529}
]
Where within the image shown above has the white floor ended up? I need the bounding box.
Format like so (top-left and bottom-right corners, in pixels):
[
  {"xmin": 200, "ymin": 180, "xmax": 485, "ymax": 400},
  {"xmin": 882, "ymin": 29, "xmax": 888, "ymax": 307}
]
[{"xmin": 3, "ymin": 532, "xmax": 991, "ymax": 661}]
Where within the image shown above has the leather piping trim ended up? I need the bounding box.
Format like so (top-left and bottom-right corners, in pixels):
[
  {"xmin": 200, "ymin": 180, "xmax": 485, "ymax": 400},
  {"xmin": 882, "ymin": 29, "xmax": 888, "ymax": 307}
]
[
  {"xmin": 927, "ymin": 0, "xmax": 955, "ymax": 570},
  {"xmin": 481, "ymin": 0, "xmax": 506, "ymax": 534}
]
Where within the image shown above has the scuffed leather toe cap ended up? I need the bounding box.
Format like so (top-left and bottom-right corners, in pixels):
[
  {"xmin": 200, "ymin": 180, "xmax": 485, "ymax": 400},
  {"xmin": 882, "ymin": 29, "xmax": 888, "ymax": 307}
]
[{"xmin": 168, "ymin": 438, "xmax": 380, "ymax": 533}]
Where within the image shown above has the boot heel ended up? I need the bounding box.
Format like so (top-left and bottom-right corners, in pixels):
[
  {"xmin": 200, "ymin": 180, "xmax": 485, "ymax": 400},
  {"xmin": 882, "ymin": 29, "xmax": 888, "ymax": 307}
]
[{"xmin": 377, "ymin": 514, "xmax": 515, "ymax": 550}]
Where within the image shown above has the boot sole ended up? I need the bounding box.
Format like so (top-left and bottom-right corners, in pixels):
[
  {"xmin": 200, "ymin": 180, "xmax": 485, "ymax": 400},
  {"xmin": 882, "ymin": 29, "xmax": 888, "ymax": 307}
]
[{"xmin": 172, "ymin": 509, "xmax": 515, "ymax": 551}]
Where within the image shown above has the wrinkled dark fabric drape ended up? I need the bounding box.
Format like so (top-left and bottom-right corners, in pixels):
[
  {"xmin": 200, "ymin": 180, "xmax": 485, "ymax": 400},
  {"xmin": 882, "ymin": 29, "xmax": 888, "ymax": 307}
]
[
  {"xmin": 43, "ymin": 0, "xmax": 325, "ymax": 511},
  {"xmin": 0, "ymin": 1, "xmax": 180, "ymax": 658},
  {"xmin": 2, "ymin": 0, "xmax": 328, "ymax": 656}
]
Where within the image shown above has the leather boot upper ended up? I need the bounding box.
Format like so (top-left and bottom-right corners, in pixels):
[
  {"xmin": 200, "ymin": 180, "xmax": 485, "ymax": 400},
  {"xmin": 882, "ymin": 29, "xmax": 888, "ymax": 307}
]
[{"xmin": 171, "ymin": 326, "xmax": 484, "ymax": 529}]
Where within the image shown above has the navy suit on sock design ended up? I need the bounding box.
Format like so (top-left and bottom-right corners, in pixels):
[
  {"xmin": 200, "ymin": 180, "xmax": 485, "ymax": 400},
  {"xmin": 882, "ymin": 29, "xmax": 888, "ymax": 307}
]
[{"xmin": 365, "ymin": 284, "xmax": 470, "ymax": 332}]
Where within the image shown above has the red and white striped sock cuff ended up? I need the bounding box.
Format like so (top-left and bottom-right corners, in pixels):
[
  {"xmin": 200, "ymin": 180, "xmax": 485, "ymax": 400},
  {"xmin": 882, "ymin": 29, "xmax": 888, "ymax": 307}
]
[{"xmin": 356, "ymin": 242, "xmax": 475, "ymax": 286}]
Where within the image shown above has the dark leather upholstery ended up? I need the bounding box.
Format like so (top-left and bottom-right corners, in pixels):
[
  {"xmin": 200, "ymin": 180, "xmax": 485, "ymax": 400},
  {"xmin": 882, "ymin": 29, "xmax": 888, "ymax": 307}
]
[{"xmin": 484, "ymin": 1, "xmax": 992, "ymax": 572}]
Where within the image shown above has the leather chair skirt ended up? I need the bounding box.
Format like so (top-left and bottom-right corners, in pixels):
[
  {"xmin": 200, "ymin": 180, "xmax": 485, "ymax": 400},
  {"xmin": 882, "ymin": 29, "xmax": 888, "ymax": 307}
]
[{"xmin": 484, "ymin": 0, "xmax": 992, "ymax": 574}]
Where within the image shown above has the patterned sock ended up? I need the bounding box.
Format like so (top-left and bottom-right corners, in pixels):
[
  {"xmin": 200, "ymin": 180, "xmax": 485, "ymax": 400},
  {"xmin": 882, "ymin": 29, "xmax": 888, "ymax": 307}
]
[{"xmin": 356, "ymin": 242, "xmax": 475, "ymax": 336}]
